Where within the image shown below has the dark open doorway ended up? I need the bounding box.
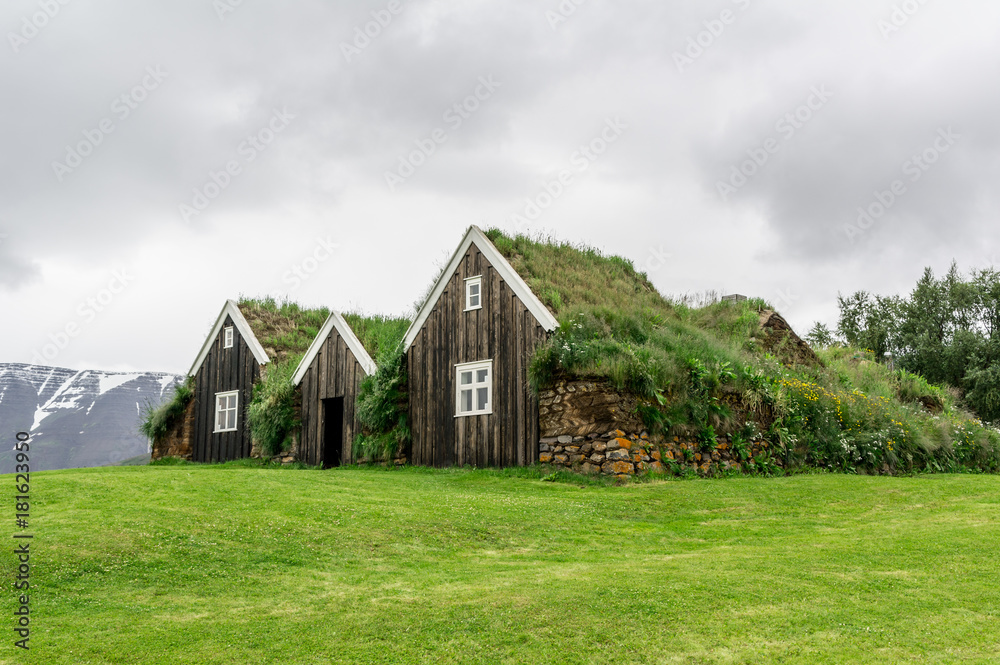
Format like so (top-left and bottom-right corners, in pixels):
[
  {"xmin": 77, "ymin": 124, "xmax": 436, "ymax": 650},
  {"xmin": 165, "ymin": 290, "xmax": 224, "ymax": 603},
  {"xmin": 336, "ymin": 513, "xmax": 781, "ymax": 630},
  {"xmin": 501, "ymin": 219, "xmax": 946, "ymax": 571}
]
[{"xmin": 322, "ymin": 397, "xmax": 344, "ymax": 469}]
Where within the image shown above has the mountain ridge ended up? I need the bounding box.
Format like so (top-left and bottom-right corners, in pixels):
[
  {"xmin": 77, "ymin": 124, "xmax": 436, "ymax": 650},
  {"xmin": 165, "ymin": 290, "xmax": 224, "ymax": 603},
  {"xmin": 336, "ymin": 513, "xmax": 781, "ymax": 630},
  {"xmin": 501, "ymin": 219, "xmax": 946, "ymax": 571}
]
[{"xmin": 0, "ymin": 363, "xmax": 183, "ymax": 472}]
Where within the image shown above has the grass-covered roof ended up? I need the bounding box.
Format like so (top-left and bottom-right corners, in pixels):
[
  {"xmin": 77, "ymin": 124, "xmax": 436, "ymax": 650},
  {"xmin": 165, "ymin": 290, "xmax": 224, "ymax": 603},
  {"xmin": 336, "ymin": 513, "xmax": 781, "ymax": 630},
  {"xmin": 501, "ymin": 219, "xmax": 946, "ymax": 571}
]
[
  {"xmin": 482, "ymin": 228, "xmax": 1000, "ymax": 474},
  {"xmin": 484, "ymin": 228, "xmax": 673, "ymax": 318},
  {"xmin": 238, "ymin": 297, "xmax": 410, "ymax": 367},
  {"xmin": 343, "ymin": 314, "xmax": 410, "ymax": 364},
  {"xmin": 482, "ymin": 228, "xmax": 779, "ymax": 387},
  {"xmin": 237, "ymin": 297, "xmax": 330, "ymax": 366}
]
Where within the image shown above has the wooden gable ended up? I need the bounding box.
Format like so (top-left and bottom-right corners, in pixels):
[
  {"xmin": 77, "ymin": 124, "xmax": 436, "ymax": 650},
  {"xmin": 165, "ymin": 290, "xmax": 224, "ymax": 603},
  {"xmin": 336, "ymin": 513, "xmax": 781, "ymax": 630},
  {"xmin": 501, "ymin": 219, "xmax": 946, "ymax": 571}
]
[
  {"xmin": 190, "ymin": 311, "xmax": 263, "ymax": 463},
  {"xmin": 405, "ymin": 228, "xmax": 556, "ymax": 468},
  {"xmin": 293, "ymin": 312, "xmax": 376, "ymax": 467}
]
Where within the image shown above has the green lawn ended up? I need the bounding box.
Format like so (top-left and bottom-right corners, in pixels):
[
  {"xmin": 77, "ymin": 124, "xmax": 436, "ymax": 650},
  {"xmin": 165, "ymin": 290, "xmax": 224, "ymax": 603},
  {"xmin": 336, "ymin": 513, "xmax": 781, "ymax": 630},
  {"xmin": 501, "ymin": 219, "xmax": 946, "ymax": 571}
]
[{"xmin": 3, "ymin": 466, "xmax": 999, "ymax": 664}]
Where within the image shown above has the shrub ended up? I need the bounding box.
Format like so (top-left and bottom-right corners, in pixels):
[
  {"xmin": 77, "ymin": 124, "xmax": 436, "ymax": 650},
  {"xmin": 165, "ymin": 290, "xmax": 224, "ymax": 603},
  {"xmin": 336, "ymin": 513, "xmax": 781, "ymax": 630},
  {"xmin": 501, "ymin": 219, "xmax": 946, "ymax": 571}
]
[
  {"xmin": 898, "ymin": 369, "xmax": 945, "ymax": 412},
  {"xmin": 247, "ymin": 359, "xmax": 300, "ymax": 457},
  {"xmin": 139, "ymin": 377, "xmax": 194, "ymax": 443},
  {"xmin": 354, "ymin": 348, "xmax": 410, "ymax": 462}
]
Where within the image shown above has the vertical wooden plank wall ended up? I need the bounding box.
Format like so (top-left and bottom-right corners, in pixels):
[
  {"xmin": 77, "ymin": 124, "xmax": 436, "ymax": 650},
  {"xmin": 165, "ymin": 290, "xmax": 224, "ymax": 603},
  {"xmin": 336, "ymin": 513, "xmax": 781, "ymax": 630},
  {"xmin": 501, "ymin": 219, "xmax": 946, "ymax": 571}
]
[
  {"xmin": 407, "ymin": 246, "xmax": 549, "ymax": 468},
  {"xmin": 297, "ymin": 330, "xmax": 367, "ymax": 467},
  {"xmin": 191, "ymin": 315, "xmax": 261, "ymax": 463}
]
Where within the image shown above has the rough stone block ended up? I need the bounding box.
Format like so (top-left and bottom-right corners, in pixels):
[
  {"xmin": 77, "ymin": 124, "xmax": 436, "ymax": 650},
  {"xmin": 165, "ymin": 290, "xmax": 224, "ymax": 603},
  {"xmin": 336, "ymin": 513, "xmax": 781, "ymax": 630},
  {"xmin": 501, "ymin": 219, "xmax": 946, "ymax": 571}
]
[
  {"xmin": 589, "ymin": 453, "xmax": 605, "ymax": 464},
  {"xmin": 648, "ymin": 461, "xmax": 665, "ymax": 473},
  {"xmin": 569, "ymin": 454, "xmax": 585, "ymax": 465},
  {"xmin": 539, "ymin": 444, "xmax": 551, "ymax": 453},
  {"xmin": 607, "ymin": 449, "xmax": 630, "ymax": 462},
  {"xmin": 539, "ymin": 453, "xmax": 554, "ymax": 464},
  {"xmin": 602, "ymin": 461, "xmax": 635, "ymax": 475},
  {"xmin": 558, "ymin": 435, "xmax": 573, "ymax": 444},
  {"xmin": 592, "ymin": 442, "xmax": 607, "ymax": 453},
  {"xmin": 650, "ymin": 450, "xmax": 662, "ymax": 461},
  {"xmin": 564, "ymin": 446, "xmax": 581, "ymax": 454},
  {"xmin": 555, "ymin": 454, "xmax": 569, "ymax": 464}
]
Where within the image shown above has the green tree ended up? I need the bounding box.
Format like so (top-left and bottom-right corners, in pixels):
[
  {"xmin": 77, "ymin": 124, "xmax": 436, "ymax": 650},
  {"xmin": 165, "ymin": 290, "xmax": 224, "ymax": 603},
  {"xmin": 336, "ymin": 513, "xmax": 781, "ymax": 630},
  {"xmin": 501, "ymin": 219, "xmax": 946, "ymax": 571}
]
[
  {"xmin": 838, "ymin": 263, "xmax": 1000, "ymax": 423},
  {"xmin": 837, "ymin": 291, "xmax": 900, "ymax": 358},
  {"xmin": 805, "ymin": 322, "xmax": 836, "ymax": 348}
]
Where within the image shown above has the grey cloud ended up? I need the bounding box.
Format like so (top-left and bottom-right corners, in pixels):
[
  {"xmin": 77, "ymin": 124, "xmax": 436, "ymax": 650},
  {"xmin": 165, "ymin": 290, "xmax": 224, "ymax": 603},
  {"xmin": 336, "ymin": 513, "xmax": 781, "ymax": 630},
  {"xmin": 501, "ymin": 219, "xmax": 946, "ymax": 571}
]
[{"xmin": 2, "ymin": 0, "xmax": 1000, "ymax": 369}]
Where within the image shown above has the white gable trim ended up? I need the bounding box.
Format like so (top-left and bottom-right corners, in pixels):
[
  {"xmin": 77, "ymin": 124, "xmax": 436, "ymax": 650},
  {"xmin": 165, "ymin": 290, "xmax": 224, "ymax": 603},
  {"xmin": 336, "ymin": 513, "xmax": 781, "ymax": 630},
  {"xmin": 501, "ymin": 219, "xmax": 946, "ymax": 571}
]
[
  {"xmin": 292, "ymin": 310, "xmax": 378, "ymax": 386},
  {"xmin": 402, "ymin": 226, "xmax": 560, "ymax": 351},
  {"xmin": 188, "ymin": 300, "xmax": 270, "ymax": 376}
]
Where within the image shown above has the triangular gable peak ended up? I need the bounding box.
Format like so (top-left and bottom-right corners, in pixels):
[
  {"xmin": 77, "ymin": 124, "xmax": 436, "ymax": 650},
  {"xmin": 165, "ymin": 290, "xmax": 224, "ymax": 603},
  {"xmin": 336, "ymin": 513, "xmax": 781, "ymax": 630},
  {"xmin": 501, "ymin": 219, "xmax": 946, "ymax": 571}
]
[
  {"xmin": 292, "ymin": 310, "xmax": 377, "ymax": 386},
  {"xmin": 402, "ymin": 226, "xmax": 560, "ymax": 351},
  {"xmin": 188, "ymin": 300, "xmax": 270, "ymax": 376}
]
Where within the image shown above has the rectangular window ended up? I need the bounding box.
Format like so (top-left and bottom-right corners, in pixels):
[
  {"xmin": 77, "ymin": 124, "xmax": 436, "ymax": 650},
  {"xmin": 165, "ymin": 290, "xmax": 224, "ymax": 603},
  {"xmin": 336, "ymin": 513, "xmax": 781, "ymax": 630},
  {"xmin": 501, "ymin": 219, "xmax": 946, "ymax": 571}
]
[
  {"xmin": 455, "ymin": 360, "xmax": 492, "ymax": 417},
  {"xmin": 465, "ymin": 276, "xmax": 482, "ymax": 311},
  {"xmin": 215, "ymin": 391, "xmax": 239, "ymax": 433},
  {"xmin": 223, "ymin": 326, "xmax": 234, "ymax": 349}
]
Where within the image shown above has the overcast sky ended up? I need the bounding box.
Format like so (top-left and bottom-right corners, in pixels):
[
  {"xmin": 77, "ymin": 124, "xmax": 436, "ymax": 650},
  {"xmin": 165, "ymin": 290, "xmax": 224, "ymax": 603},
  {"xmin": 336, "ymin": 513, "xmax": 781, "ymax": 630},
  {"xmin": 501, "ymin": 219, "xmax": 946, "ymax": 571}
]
[{"xmin": 1, "ymin": 0, "xmax": 998, "ymax": 375}]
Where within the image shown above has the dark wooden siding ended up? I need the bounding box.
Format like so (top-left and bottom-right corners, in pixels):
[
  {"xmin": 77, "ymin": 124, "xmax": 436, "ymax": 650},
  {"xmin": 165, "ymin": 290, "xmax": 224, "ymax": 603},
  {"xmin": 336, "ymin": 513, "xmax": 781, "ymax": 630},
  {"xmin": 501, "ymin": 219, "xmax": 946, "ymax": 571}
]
[
  {"xmin": 191, "ymin": 315, "xmax": 261, "ymax": 463},
  {"xmin": 298, "ymin": 329, "xmax": 366, "ymax": 466},
  {"xmin": 407, "ymin": 246, "xmax": 549, "ymax": 468}
]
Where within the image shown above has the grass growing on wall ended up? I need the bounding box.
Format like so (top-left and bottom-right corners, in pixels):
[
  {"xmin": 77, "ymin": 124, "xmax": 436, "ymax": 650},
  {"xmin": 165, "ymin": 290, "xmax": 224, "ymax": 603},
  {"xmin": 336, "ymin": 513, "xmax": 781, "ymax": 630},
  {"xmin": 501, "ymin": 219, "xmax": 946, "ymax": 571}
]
[
  {"xmin": 349, "ymin": 314, "xmax": 411, "ymax": 462},
  {"xmin": 138, "ymin": 376, "xmax": 194, "ymax": 443},
  {"xmin": 354, "ymin": 349, "xmax": 410, "ymax": 462},
  {"xmin": 485, "ymin": 227, "xmax": 1000, "ymax": 475},
  {"xmin": 247, "ymin": 357, "xmax": 301, "ymax": 457}
]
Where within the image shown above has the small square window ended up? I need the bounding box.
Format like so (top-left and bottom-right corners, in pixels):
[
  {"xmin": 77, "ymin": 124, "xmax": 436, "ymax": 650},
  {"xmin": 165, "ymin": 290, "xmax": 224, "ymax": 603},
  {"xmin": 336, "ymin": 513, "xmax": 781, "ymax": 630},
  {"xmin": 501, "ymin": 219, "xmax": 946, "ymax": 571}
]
[
  {"xmin": 223, "ymin": 326, "xmax": 234, "ymax": 349},
  {"xmin": 455, "ymin": 360, "xmax": 492, "ymax": 417},
  {"xmin": 214, "ymin": 390, "xmax": 239, "ymax": 433},
  {"xmin": 465, "ymin": 276, "xmax": 483, "ymax": 311}
]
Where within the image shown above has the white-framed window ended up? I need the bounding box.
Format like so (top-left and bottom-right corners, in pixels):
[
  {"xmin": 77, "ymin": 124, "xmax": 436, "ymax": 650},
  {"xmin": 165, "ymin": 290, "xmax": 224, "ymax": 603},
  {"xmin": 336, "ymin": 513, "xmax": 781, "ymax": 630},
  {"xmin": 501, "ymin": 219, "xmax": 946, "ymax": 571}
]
[
  {"xmin": 465, "ymin": 276, "xmax": 483, "ymax": 311},
  {"xmin": 223, "ymin": 326, "xmax": 234, "ymax": 349},
  {"xmin": 214, "ymin": 390, "xmax": 239, "ymax": 433},
  {"xmin": 455, "ymin": 360, "xmax": 492, "ymax": 417}
]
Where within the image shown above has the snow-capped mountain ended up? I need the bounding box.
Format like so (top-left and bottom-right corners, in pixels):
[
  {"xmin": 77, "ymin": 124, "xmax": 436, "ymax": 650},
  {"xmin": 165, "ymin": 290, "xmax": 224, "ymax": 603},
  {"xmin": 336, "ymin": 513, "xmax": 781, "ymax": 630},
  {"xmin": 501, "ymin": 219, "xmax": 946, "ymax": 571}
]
[{"xmin": 0, "ymin": 363, "xmax": 183, "ymax": 473}]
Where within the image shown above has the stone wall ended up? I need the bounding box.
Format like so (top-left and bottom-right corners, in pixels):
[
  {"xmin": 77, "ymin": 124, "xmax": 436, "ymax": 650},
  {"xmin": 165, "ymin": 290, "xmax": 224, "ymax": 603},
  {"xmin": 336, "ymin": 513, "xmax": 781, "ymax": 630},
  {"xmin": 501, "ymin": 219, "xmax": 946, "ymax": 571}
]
[
  {"xmin": 539, "ymin": 429, "xmax": 778, "ymax": 478},
  {"xmin": 151, "ymin": 398, "xmax": 195, "ymax": 461},
  {"xmin": 538, "ymin": 378, "xmax": 643, "ymax": 438}
]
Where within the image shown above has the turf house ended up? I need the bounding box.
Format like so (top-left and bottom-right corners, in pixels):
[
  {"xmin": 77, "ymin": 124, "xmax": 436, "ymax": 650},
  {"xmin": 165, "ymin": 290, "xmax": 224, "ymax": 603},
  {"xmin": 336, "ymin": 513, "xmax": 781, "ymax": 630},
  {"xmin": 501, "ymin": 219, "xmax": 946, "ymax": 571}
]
[
  {"xmin": 292, "ymin": 310, "xmax": 377, "ymax": 468},
  {"xmin": 146, "ymin": 229, "xmax": 1000, "ymax": 479},
  {"xmin": 402, "ymin": 225, "xmax": 559, "ymax": 467},
  {"xmin": 149, "ymin": 298, "xmax": 333, "ymax": 463},
  {"xmin": 151, "ymin": 300, "xmax": 270, "ymax": 462}
]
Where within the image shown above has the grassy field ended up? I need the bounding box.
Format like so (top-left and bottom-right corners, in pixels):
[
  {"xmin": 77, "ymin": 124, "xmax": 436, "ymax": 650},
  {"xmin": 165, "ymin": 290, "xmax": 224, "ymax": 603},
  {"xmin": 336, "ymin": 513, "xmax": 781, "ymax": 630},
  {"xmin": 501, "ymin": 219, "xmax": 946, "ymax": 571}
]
[{"xmin": 3, "ymin": 466, "xmax": 999, "ymax": 664}]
